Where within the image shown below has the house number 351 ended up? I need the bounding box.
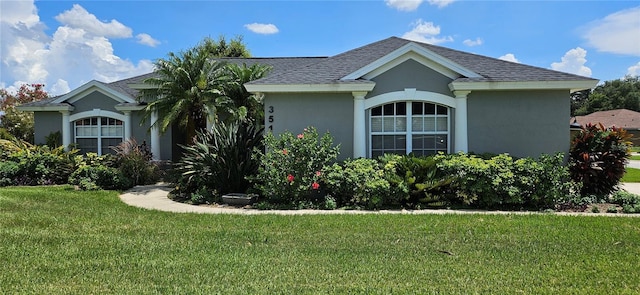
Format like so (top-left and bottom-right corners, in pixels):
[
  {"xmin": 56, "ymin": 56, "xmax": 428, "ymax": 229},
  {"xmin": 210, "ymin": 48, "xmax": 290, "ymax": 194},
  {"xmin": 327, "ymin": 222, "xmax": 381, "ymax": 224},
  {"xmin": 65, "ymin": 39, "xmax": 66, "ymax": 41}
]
[{"xmin": 268, "ymin": 106, "xmax": 274, "ymax": 131}]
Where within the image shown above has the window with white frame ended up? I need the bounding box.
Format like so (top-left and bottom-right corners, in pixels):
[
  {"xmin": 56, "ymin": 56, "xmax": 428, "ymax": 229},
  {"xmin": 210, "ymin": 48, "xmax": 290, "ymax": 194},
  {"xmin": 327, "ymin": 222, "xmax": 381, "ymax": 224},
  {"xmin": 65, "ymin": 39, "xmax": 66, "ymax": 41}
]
[
  {"xmin": 370, "ymin": 102, "xmax": 449, "ymax": 157},
  {"xmin": 74, "ymin": 117, "xmax": 124, "ymax": 155}
]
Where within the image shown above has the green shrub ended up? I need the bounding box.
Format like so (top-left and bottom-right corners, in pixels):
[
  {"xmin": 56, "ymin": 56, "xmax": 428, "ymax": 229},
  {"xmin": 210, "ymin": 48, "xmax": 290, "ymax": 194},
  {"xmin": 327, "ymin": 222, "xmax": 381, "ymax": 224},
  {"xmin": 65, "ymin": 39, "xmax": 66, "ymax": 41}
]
[
  {"xmin": 385, "ymin": 154, "xmax": 454, "ymax": 208},
  {"xmin": 606, "ymin": 206, "xmax": 618, "ymax": 213},
  {"xmin": 569, "ymin": 123, "xmax": 631, "ymax": 199},
  {"xmin": 435, "ymin": 153, "xmax": 570, "ymax": 209},
  {"xmin": 322, "ymin": 158, "xmax": 401, "ymax": 209},
  {"xmin": 172, "ymin": 120, "xmax": 263, "ymax": 204},
  {"xmin": 253, "ymin": 126, "xmax": 339, "ymax": 206},
  {"xmin": 111, "ymin": 139, "xmax": 159, "ymax": 186},
  {"xmin": 68, "ymin": 165, "xmax": 131, "ymax": 191},
  {"xmin": 622, "ymin": 205, "xmax": 635, "ymax": 214},
  {"xmin": 3, "ymin": 143, "xmax": 78, "ymax": 186},
  {"xmin": 0, "ymin": 161, "xmax": 19, "ymax": 186},
  {"xmin": 610, "ymin": 190, "xmax": 640, "ymax": 206}
]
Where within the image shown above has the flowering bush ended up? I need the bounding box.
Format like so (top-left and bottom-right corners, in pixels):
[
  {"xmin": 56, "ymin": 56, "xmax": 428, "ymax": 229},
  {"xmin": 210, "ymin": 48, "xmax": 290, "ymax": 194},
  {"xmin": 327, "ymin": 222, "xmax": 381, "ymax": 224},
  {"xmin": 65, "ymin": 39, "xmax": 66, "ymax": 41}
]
[{"xmin": 253, "ymin": 126, "xmax": 339, "ymax": 205}]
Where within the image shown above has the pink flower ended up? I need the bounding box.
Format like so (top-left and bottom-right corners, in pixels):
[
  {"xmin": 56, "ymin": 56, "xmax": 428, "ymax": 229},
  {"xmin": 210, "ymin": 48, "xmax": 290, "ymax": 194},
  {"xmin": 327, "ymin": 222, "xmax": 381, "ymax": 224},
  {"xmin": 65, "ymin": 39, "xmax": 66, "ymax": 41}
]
[
  {"xmin": 297, "ymin": 134, "xmax": 304, "ymax": 139},
  {"xmin": 315, "ymin": 171, "xmax": 321, "ymax": 176},
  {"xmin": 312, "ymin": 182, "xmax": 320, "ymax": 190},
  {"xmin": 287, "ymin": 174, "xmax": 294, "ymax": 183},
  {"xmin": 282, "ymin": 149, "xmax": 288, "ymax": 155}
]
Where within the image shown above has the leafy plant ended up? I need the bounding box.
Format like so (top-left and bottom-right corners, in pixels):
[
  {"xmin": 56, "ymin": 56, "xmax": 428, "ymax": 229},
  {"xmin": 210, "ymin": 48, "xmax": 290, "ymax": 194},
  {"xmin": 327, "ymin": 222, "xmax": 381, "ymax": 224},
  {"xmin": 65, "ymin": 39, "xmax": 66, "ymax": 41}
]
[
  {"xmin": 172, "ymin": 120, "xmax": 263, "ymax": 203},
  {"xmin": 68, "ymin": 165, "xmax": 131, "ymax": 191},
  {"xmin": 606, "ymin": 206, "xmax": 618, "ymax": 213},
  {"xmin": 610, "ymin": 190, "xmax": 640, "ymax": 207},
  {"xmin": 111, "ymin": 139, "xmax": 159, "ymax": 187},
  {"xmin": 0, "ymin": 139, "xmax": 78, "ymax": 186},
  {"xmin": 252, "ymin": 126, "xmax": 339, "ymax": 206},
  {"xmin": 435, "ymin": 153, "xmax": 570, "ymax": 209},
  {"xmin": 569, "ymin": 123, "xmax": 632, "ymax": 199},
  {"xmin": 45, "ymin": 131, "xmax": 62, "ymax": 148},
  {"xmin": 387, "ymin": 154, "xmax": 454, "ymax": 207},
  {"xmin": 322, "ymin": 158, "xmax": 401, "ymax": 209}
]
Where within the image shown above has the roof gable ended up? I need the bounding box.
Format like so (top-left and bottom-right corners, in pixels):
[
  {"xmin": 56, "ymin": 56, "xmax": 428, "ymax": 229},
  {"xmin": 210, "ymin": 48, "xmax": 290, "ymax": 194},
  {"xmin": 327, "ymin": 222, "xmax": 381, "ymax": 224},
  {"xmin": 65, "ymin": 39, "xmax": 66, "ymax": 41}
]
[
  {"xmin": 341, "ymin": 42, "xmax": 481, "ymax": 81},
  {"xmin": 52, "ymin": 80, "xmax": 136, "ymax": 104}
]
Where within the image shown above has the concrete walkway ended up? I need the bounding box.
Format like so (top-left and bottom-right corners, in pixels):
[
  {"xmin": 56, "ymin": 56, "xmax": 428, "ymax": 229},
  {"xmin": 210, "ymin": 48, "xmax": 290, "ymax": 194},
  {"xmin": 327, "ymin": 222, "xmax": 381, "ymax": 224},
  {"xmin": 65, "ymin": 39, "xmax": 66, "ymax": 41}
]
[{"xmin": 119, "ymin": 182, "xmax": 640, "ymax": 217}]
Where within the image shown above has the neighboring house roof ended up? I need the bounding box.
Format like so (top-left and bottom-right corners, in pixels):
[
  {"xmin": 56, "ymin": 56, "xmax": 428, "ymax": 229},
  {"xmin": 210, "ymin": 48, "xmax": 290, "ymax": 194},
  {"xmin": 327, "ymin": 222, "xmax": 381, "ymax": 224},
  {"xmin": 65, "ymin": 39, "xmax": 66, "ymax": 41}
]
[
  {"xmin": 574, "ymin": 109, "xmax": 640, "ymax": 130},
  {"xmin": 245, "ymin": 36, "xmax": 598, "ymax": 92}
]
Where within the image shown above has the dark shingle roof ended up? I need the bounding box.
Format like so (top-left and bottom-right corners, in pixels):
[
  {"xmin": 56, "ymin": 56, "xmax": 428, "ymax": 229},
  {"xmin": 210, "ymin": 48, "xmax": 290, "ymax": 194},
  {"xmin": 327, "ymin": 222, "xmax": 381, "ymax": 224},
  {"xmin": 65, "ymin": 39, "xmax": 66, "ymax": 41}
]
[
  {"xmin": 23, "ymin": 36, "xmax": 597, "ymax": 108},
  {"xmin": 248, "ymin": 36, "xmax": 596, "ymax": 85}
]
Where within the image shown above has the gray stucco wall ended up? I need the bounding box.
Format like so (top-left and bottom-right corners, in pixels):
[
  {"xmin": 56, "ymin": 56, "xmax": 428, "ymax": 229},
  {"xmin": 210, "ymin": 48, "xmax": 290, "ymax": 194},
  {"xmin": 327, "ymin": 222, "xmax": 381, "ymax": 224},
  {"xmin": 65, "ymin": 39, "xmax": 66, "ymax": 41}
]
[
  {"xmin": 467, "ymin": 90, "xmax": 570, "ymax": 157},
  {"xmin": 264, "ymin": 92, "xmax": 354, "ymax": 160},
  {"xmin": 34, "ymin": 112, "xmax": 62, "ymax": 145},
  {"xmin": 71, "ymin": 91, "xmax": 122, "ymax": 113},
  {"xmin": 367, "ymin": 59, "xmax": 453, "ymax": 97}
]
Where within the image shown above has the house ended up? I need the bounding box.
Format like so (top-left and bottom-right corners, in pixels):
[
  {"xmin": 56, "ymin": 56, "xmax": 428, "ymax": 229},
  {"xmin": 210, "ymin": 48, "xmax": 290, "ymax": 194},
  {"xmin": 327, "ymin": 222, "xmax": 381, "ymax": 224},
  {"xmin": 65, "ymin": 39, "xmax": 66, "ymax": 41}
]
[
  {"xmin": 573, "ymin": 109, "xmax": 640, "ymax": 145},
  {"xmin": 19, "ymin": 36, "xmax": 598, "ymax": 160}
]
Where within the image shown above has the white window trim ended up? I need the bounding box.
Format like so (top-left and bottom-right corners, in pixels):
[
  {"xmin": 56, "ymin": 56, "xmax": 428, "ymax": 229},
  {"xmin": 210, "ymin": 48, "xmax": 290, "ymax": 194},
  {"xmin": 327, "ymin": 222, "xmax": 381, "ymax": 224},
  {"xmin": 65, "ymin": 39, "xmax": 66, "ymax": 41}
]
[
  {"xmin": 368, "ymin": 101, "xmax": 451, "ymax": 157},
  {"xmin": 72, "ymin": 110, "xmax": 126, "ymax": 155}
]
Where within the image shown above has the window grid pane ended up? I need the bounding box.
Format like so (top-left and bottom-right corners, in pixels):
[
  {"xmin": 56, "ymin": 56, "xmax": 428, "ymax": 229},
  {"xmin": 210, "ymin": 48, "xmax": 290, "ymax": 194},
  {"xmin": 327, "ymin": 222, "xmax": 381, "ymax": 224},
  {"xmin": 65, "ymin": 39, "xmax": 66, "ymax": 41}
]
[
  {"xmin": 370, "ymin": 102, "xmax": 449, "ymax": 157},
  {"xmin": 74, "ymin": 116, "xmax": 124, "ymax": 155}
]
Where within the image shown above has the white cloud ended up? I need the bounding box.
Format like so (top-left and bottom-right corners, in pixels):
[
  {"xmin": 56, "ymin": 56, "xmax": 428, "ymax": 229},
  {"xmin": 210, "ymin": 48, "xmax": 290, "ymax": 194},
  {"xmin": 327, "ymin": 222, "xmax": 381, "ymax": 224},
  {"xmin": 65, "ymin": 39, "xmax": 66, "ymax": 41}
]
[
  {"xmin": 498, "ymin": 53, "xmax": 520, "ymax": 63},
  {"xmin": 244, "ymin": 23, "xmax": 279, "ymax": 35},
  {"xmin": 385, "ymin": 0, "xmax": 453, "ymax": 11},
  {"xmin": 54, "ymin": 4, "xmax": 132, "ymax": 38},
  {"xmin": 51, "ymin": 79, "xmax": 70, "ymax": 95},
  {"xmin": 385, "ymin": 0, "xmax": 424, "ymax": 11},
  {"xmin": 427, "ymin": 0, "xmax": 455, "ymax": 8},
  {"xmin": 628, "ymin": 61, "xmax": 640, "ymax": 77},
  {"xmin": 551, "ymin": 47, "xmax": 592, "ymax": 77},
  {"xmin": 136, "ymin": 33, "xmax": 160, "ymax": 47},
  {"xmin": 463, "ymin": 38, "xmax": 483, "ymax": 47},
  {"xmin": 402, "ymin": 19, "xmax": 453, "ymax": 45},
  {"xmin": 582, "ymin": 6, "xmax": 640, "ymax": 56},
  {"xmin": 0, "ymin": 1, "xmax": 154, "ymax": 96}
]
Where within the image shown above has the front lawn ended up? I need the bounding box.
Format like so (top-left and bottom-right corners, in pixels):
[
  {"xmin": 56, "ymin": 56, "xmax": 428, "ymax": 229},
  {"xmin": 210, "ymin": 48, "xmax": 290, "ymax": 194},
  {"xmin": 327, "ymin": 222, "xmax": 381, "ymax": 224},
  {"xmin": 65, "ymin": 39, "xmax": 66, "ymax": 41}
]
[
  {"xmin": 2, "ymin": 186, "xmax": 639, "ymax": 294},
  {"xmin": 623, "ymin": 167, "xmax": 640, "ymax": 182}
]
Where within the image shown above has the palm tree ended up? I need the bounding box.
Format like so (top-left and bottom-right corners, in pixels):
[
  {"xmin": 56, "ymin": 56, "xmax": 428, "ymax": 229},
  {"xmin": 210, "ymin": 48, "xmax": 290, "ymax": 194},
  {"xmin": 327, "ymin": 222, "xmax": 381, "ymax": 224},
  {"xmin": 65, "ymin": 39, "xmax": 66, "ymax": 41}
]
[
  {"xmin": 220, "ymin": 63, "xmax": 271, "ymax": 124},
  {"xmin": 138, "ymin": 45, "xmax": 229, "ymax": 143}
]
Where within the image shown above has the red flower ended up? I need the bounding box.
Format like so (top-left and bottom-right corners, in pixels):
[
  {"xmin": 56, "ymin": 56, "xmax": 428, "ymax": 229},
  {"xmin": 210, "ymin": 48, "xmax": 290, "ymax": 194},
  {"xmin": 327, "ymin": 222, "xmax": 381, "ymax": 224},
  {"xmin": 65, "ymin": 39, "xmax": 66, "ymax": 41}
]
[
  {"xmin": 312, "ymin": 182, "xmax": 320, "ymax": 190},
  {"xmin": 287, "ymin": 174, "xmax": 294, "ymax": 183},
  {"xmin": 297, "ymin": 134, "xmax": 304, "ymax": 139},
  {"xmin": 282, "ymin": 149, "xmax": 288, "ymax": 155}
]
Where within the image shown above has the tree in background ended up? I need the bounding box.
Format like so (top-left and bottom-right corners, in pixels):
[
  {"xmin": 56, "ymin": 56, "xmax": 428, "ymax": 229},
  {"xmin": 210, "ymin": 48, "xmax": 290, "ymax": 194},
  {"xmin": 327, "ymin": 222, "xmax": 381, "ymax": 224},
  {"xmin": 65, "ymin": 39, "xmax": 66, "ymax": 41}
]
[
  {"xmin": 200, "ymin": 35, "xmax": 251, "ymax": 58},
  {"xmin": 0, "ymin": 84, "xmax": 48, "ymax": 143},
  {"xmin": 572, "ymin": 76, "xmax": 640, "ymax": 116}
]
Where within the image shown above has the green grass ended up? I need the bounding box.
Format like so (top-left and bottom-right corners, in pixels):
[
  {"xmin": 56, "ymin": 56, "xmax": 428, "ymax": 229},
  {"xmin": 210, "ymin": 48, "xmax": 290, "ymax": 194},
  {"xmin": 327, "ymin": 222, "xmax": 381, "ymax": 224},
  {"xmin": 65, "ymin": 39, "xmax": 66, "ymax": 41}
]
[
  {"xmin": 2, "ymin": 186, "xmax": 640, "ymax": 294},
  {"xmin": 623, "ymin": 167, "xmax": 640, "ymax": 182},
  {"xmin": 630, "ymin": 155, "xmax": 640, "ymax": 160}
]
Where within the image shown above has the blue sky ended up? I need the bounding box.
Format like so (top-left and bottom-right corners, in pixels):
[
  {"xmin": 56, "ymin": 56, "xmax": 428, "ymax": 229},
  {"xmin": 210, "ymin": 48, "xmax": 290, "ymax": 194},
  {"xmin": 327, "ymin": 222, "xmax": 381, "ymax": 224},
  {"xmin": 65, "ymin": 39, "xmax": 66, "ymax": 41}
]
[{"xmin": 1, "ymin": 0, "xmax": 639, "ymax": 96}]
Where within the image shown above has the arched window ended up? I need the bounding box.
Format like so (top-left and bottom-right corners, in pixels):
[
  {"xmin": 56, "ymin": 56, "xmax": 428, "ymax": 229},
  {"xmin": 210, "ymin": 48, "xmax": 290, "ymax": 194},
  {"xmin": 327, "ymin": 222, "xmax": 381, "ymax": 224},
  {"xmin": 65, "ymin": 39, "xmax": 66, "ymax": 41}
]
[
  {"xmin": 74, "ymin": 117, "xmax": 124, "ymax": 155},
  {"xmin": 370, "ymin": 102, "xmax": 449, "ymax": 157}
]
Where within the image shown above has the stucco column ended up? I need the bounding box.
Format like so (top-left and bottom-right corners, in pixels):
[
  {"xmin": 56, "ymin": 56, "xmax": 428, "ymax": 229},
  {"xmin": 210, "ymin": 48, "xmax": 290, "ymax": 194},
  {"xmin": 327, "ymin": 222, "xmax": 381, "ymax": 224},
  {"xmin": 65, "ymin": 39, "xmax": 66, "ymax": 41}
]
[
  {"xmin": 122, "ymin": 111, "xmax": 132, "ymax": 141},
  {"xmin": 352, "ymin": 91, "xmax": 367, "ymax": 158},
  {"xmin": 453, "ymin": 91, "xmax": 471, "ymax": 153},
  {"xmin": 60, "ymin": 110, "xmax": 71, "ymax": 150},
  {"xmin": 150, "ymin": 111, "xmax": 161, "ymax": 161}
]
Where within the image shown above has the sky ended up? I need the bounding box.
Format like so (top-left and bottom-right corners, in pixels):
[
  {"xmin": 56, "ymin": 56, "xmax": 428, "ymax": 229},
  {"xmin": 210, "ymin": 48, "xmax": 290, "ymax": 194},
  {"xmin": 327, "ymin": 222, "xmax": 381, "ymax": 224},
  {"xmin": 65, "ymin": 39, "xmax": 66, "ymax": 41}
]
[{"xmin": 1, "ymin": 0, "xmax": 639, "ymax": 96}]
